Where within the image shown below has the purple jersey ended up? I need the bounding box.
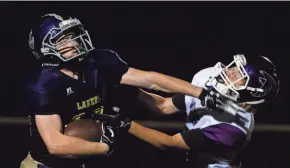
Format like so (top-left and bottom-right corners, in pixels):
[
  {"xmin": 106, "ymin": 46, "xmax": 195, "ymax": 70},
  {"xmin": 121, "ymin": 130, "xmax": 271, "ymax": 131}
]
[{"xmin": 24, "ymin": 49, "xmax": 128, "ymax": 167}]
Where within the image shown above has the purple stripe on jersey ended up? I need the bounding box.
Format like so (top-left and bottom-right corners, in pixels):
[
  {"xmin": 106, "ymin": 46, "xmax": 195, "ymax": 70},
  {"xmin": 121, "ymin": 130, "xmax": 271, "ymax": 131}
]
[{"xmin": 201, "ymin": 123, "xmax": 246, "ymax": 148}]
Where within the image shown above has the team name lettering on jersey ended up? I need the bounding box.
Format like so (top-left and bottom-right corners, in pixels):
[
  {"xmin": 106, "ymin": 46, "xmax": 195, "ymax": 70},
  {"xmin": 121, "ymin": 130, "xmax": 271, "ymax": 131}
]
[{"xmin": 76, "ymin": 96, "xmax": 101, "ymax": 110}]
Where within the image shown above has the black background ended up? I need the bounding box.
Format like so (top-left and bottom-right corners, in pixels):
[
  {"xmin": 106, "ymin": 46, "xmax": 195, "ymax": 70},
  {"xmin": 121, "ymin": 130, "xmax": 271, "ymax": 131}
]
[{"xmin": 0, "ymin": 2, "xmax": 289, "ymax": 168}]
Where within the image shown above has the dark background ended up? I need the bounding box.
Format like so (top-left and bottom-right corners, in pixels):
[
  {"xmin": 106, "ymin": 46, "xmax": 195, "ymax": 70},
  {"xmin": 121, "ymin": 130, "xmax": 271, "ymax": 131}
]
[{"xmin": 0, "ymin": 2, "xmax": 289, "ymax": 168}]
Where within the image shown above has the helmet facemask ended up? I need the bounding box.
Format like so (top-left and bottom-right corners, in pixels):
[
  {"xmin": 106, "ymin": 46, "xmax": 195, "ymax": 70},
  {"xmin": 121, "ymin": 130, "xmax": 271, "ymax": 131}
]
[
  {"xmin": 40, "ymin": 18, "xmax": 94, "ymax": 63},
  {"xmin": 206, "ymin": 54, "xmax": 260, "ymax": 102}
]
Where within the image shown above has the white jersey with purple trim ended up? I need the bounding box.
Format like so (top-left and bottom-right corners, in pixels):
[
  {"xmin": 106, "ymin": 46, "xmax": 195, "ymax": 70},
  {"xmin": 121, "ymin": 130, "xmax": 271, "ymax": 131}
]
[
  {"xmin": 184, "ymin": 67, "xmax": 255, "ymax": 168},
  {"xmin": 185, "ymin": 67, "xmax": 254, "ymax": 135}
]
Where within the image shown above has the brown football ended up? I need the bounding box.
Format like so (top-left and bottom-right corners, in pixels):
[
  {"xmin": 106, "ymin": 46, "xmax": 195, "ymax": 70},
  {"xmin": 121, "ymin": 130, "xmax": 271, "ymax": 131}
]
[{"xmin": 64, "ymin": 119, "xmax": 103, "ymax": 142}]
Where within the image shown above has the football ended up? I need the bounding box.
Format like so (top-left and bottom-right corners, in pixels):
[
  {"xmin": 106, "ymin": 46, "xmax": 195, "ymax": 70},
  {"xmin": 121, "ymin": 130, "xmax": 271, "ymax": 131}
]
[{"xmin": 64, "ymin": 119, "xmax": 103, "ymax": 142}]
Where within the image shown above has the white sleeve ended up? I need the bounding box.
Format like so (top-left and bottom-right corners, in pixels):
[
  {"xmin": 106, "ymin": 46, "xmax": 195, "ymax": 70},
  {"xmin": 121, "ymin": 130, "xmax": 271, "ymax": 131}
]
[{"xmin": 184, "ymin": 67, "xmax": 214, "ymax": 113}]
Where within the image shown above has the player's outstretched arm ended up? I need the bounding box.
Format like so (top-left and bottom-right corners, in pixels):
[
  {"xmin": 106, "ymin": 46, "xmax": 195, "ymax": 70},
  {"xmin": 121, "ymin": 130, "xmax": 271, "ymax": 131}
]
[
  {"xmin": 136, "ymin": 89, "xmax": 180, "ymax": 115},
  {"xmin": 111, "ymin": 116, "xmax": 190, "ymax": 150},
  {"xmin": 128, "ymin": 121, "xmax": 190, "ymax": 150},
  {"xmin": 120, "ymin": 67, "xmax": 203, "ymax": 98},
  {"xmin": 112, "ymin": 116, "xmax": 216, "ymax": 152}
]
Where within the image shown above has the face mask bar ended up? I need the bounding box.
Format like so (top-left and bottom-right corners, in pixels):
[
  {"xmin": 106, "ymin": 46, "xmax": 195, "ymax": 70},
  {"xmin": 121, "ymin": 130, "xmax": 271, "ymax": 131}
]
[
  {"xmin": 40, "ymin": 18, "xmax": 95, "ymax": 62},
  {"xmin": 206, "ymin": 55, "xmax": 255, "ymax": 102},
  {"xmin": 206, "ymin": 62, "xmax": 241, "ymax": 101},
  {"xmin": 220, "ymin": 55, "xmax": 250, "ymax": 90}
]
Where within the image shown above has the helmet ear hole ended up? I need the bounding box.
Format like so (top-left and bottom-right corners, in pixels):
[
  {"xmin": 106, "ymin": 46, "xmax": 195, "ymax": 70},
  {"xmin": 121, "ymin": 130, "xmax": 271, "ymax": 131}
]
[{"xmin": 216, "ymin": 75, "xmax": 225, "ymax": 84}]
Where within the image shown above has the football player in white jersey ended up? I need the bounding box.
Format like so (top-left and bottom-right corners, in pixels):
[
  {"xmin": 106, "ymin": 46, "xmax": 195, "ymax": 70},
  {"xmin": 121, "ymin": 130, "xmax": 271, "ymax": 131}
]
[{"xmin": 114, "ymin": 54, "xmax": 280, "ymax": 168}]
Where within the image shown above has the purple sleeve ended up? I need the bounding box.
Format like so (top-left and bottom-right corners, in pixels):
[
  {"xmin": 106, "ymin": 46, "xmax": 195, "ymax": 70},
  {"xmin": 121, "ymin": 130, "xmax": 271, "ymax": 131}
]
[
  {"xmin": 90, "ymin": 49, "xmax": 129, "ymax": 84},
  {"xmin": 180, "ymin": 129, "xmax": 215, "ymax": 152},
  {"xmin": 25, "ymin": 68, "xmax": 61, "ymax": 115},
  {"xmin": 181, "ymin": 124, "xmax": 246, "ymax": 152},
  {"xmin": 201, "ymin": 123, "xmax": 246, "ymax": 148}
]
